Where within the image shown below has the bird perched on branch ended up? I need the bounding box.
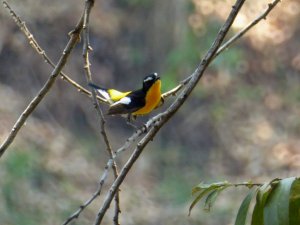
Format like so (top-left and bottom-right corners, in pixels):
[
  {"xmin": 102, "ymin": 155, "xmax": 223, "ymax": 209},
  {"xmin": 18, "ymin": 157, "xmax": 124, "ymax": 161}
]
[{"xmin": 89, "ymin": 73, "xmax": 162, "ymax": 120}]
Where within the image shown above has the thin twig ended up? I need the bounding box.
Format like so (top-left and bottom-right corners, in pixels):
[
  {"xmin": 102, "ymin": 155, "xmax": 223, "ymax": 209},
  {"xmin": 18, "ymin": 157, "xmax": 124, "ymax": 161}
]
[
  {"xmin": 0, "ymin": 1, "xmax": 84, "ymax": 158},
  {"xmin": 161, "ymin": 0, "xmax": 281, "ymax": 99},
  {"xmin": 62, "ymin": 159, "xmax": 113, "ymax": 225},
  {"xmin": 94, "ymin": 0, "xmax": 246, "ymax": 224},
  {"xmin": 2, "ymin": 1, "xmax": 107, "ymax": 104},
  {"xmin": 215, "ymin": 0, "xmax": 281, "ymax": 58},
  {"xmin": 3, "ymin": 0, "xmax": 280, "ymax": 115},
  {"xmin": 81, "ymin": 1, "xmax": 121, "ymax": 225},
  {"xmin": 63, "ymin": 120, "xmax": 154, "ymax": 225},
  {"xmin": 233, "ymin": 182, "xmax": 263, "ymax": 187}
]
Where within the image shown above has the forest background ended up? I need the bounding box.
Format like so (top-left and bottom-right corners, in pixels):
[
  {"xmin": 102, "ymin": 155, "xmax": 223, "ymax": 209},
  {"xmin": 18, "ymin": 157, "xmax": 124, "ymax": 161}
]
[{"xmin": 0, "ymin": 0, "xmax": 299, "ymax": 224}]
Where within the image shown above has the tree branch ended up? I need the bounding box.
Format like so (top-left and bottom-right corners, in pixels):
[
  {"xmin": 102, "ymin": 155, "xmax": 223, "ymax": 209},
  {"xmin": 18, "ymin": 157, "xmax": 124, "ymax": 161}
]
[
  {"xmin": 93, "ymin": 0, "xmax": 246, "ymax": 224},
  {"xmin": 0, "ymin": 1, "xmax": 84, "ymax": 158},
  {"xmin": 2, "ymin": 1, "xmax": 107, "ymax": 104},
  {"xmin": 1, "ymin": 0, "xmax": 282, "ymax": 223},
  {"xmin": 214, "ymin": 0, "xmax": 281, "ymax": 59},
  {"xmin": 3, "ymin": 0, "xmax": 281, "ymax": 111},
  {"xmin": 62, "ymin": 0, "xmax": 282, "ymax": 223},
  {"xmin": 81, "ymin": 1, "xmax": 121, "ymax": 225},
  {"xmin": 162, "ymin": 0, "xmax": 281, "ymax": 99},
  {"xmin": 62, "ymin": 159, "xmax": 113, "ymax": 225}
]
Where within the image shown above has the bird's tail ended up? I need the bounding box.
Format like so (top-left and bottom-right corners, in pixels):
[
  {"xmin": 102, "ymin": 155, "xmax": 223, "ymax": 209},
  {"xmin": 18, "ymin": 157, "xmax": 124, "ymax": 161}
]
[
  {"xmin": 88, "ymin": 82, "xmax": 107, "ymax": 91},
  {"xmin": 88, "ymin": 82, "xmax": 112, "ymax": 103}
]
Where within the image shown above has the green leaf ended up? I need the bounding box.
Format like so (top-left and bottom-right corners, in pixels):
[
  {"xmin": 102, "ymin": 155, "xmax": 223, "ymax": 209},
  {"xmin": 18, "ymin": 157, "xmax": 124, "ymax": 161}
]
[
  {"xmin": 251, "ymin": 183, "xmax": 272, "ymax": 225},
  {"xmin": 289, "ymin": 178, "xmax": 300, "ymax": 225},
  {"xmin": 191, "ymin": 181, "xmax": 229, "ymax": 195},
  {"xmin": 191, "ymin": 183, "xmax": 207, "ymax": 195},
  {"xmin": 235, "ymin": 188, "xmax": 257, "ymax": 225},
  {"xmin": 264, "ymin": 177, "xmax": 296, "ymax": 225},
  {"xmin": 189, "ymin": 187, "xmax": 216, "ymax": 215},
  {"xmin": 189, "ymin": 181, "xmax": 231, "ymax": 215},
  {"xmin": 204, "ymin": 188, "xmax": 221, "ymax": 211}
]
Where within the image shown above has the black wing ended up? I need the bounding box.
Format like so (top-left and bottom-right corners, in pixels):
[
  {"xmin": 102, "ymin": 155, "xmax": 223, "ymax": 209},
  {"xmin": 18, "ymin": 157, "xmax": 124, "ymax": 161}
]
[{"xmin": 108, "ymin": 89, "xmax": 145, "ymax": 115}]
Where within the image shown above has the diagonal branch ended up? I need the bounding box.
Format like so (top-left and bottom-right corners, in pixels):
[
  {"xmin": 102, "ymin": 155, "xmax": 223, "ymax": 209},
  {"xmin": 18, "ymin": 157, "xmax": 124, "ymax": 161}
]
[
  {"xmin": 59, "ymin": 0, "xmax": 282, "ymax": 223},
  {"xmin": 3, "ymin": 0, "xmax": 280, "ymax": 113},
  {"xmin": 162, "ymin": 0, "xmax": 281, "ymax": 99},
  {"xmin": 214, "ymin": 0, "xmax": 281, "ymax": 59},
  {"xmin": 3, "ymin": 0, "xmax": 280, "ymax": 222},
  {"xmin": 93, "ymin": 0, "xmax": 246, "ymax": 224},
  {"xmin": 61, "ymin": 1, "xmax": 282, "ymax": 223},
  {"xmin": 62, "ymin": 159, "xmax": 113, "ymax": 225},
  {"xmin": 0, "ymin": 1, "xmax": 84, "ymax": 158},
  {"xmin": 2, "ymin": 1, "xmax": 107, "ymax": 104}
]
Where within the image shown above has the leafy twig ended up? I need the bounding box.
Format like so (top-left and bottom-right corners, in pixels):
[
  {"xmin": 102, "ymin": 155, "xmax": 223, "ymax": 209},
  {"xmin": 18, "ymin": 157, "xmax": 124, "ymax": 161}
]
[{"xmin": 189, "ymin": 180, "xmax": 264, "ymax": 215}]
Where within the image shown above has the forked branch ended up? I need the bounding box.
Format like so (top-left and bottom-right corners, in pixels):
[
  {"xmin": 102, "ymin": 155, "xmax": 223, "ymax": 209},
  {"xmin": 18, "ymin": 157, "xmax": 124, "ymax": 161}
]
[
  {"xmin": 162, "ymin": 0, "xmax": 281, "ymax": 99},
  {"xmin": 94, "ymin": 0, "xmax": 246, "ymax": 224},
  {"xmin": 81, "ymin": 1, "xmax": 121, "ymax": 225},
  {"xmin": 1, "ymin": 1, "xmax": 282, "ymax": 224},
  {"xmin": 0, "ymin": 1, "xmax": 84, "ymax": 158}
]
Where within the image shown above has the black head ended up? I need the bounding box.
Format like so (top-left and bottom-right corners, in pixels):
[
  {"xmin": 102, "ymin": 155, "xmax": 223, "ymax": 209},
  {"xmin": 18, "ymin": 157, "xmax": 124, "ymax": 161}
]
[{"xmin": 142, "ymin": 73, "xmax": 160, "ymax": 90}]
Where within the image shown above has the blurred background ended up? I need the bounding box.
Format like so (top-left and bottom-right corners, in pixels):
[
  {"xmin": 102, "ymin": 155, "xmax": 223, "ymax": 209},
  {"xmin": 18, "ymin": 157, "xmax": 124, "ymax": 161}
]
[{"xmin": 0, "ymin": 0, "xmax": 300, "ymax": 224}]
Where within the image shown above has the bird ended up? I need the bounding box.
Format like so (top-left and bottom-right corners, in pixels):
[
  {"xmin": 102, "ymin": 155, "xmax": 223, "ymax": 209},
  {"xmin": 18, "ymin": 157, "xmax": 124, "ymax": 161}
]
[{"xmin": 89, "ymin": 73, "xmax": 162, "ymax": 120}]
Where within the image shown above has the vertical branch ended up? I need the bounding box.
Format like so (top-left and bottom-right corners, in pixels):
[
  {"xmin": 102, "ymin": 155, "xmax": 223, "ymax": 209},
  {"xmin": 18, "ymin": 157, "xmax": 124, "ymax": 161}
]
[
  {"xmin": 0, "ymin": 1, "xmax": 84, "ymax": 158},
  {"xmin": 81, "ymin": 1, "xmax": 121, "ymax": 225}
]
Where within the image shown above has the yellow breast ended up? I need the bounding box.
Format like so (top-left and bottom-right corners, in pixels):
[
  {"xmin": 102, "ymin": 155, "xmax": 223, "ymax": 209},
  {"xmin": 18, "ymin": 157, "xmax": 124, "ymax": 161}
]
[{"xmin": 133, "ymin": 80, "xmax": 161, "ymax": 115}]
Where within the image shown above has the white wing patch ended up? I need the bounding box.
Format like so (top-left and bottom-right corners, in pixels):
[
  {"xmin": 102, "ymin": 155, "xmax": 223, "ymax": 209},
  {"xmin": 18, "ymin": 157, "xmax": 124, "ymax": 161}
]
[
  {"xmin": 111, "ymin": 97, "xmax": 131, "ymax": 106},
  {"xmin": 97, "ymin": 89, "xmax": 111, "ymax": 101}
]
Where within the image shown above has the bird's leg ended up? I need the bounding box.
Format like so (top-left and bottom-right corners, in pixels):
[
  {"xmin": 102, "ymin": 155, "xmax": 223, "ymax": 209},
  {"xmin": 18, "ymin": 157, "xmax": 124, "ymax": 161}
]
[
  {"xmin": 126, "ymin": 114, "xmax": 148, "ymax": 132},
  {"xmin": 126, "ymin": 114, "xmax": 138, "ymax": 129},
  {"xmin": 126, "ymin": 114, "xmax": 132, "ymax": 123}
]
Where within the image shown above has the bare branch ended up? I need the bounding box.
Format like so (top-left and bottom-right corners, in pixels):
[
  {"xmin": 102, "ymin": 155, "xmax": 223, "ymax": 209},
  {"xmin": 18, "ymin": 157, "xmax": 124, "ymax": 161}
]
[
  {"xmin": 93, "ymin": 0, "xmax": 246, "ymax": 224},
  {"xmin": 81, "ymin": 1, "xmax": 121, "ymax": 225},
  {"xmin": 214, "ymin": 0, "xmax": 281, "ymax": 58},
  {"xmin": 60, "ymin": 0, "xmax": 282, "ymax": 223},
  {"xmin": 62, "ymin": 159, "xmax": 113, "ymax": 225},
  {"xmin": 3, "ymin": 0, "xmax": 280, "ymax": 114},
  {"xmin": 2, "ymin": 0, "xmax": 281, "ymax": 223},
  {"xmin": 162, "ymin": 0, "xmax": 281, "ymax": 99},
  {"xmin": 0, "ymin": 1, "xmax": 84, "ymax": 158},
  {"xmin": 2, "ymin": 1, "xmax": 107, "ymax": 104}
]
